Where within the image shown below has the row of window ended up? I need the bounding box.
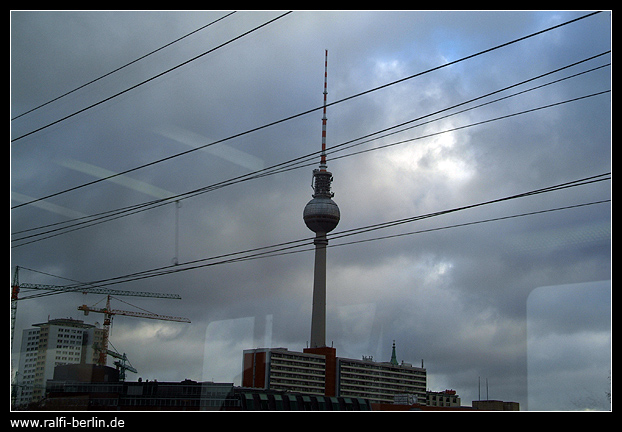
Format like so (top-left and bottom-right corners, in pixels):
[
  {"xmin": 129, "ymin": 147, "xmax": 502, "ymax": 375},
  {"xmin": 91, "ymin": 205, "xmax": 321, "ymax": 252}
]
[
  {"xmin": 340, "ymin": 372, "xmax": 426, "ymax": 388},
  {"xmin": 341, "ymin": 368, "xmax": 426, "ymax": 381},
  {"xmin": 340, "ymin": 378, "xmax": 424, "ymax": 392},
  {"xmin": 47, "ymin": 396, "xmax": 236, "ymax": 409},
  {"xmin": 271, "ymin": 354, "xmax": 325, "ymax": 367},
  {"xmin": 121, "ymin": 397, "xmax": 234, "ymax": 408},
  {"xmin": 340, "ymin": 384, "xmax": 424, "ymax": 401},
  {"xmin": 271, "ymin": 360, "xmax": 325, "ymax": 371},
  {"xmin": 340, "ymin": 362, "xmax": 426, "ymax": 376},
  {"xmin": 270, "ymin": 363, "xmax": 325, "ymax": 376}
]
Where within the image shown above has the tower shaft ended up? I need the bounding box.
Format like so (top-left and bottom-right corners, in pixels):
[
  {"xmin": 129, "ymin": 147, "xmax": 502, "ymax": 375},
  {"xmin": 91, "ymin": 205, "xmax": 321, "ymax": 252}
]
[{"xmin": 310, "ymin": 234, "xmax": 328, "ymax": 348}]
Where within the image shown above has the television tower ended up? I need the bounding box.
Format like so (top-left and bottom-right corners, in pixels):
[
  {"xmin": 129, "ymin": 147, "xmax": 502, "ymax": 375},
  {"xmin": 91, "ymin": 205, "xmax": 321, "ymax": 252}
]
[{"xmin": 303, "ymin": 50, "xmax": 340, "ymax": 348}]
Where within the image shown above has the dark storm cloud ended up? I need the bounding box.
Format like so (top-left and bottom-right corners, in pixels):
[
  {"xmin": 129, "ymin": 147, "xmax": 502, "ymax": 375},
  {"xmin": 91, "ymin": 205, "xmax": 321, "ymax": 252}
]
[{"xmin": 11, "ymin": 10, "xmax": 610, "ymax": 410}]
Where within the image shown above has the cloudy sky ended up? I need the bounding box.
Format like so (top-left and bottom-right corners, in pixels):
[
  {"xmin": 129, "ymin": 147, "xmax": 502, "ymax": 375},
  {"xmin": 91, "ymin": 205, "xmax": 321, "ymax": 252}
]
[{"xmin": 10, "ymin": 10, "xmax": 611, "ymax": 411}]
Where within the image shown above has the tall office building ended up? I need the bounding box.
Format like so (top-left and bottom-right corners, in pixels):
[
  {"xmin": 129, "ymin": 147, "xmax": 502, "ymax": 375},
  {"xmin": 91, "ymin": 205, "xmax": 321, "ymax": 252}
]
[{"xmin": 15, "ymin": 318, "xmax": 103, "ymax": 407}]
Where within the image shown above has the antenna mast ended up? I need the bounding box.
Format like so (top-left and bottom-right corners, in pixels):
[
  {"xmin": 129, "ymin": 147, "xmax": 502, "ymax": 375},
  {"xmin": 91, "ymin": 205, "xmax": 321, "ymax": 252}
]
[{"xmin": 320, "ymin": 49, "xmax": 328, "ymax": 170}]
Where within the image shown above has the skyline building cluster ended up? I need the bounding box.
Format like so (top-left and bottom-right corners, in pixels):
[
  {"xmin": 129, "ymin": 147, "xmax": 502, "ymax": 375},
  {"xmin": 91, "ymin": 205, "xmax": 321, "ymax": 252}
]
[{"xmin": 11, "ymin": 51, "xmax": 521, "ymax": 412}]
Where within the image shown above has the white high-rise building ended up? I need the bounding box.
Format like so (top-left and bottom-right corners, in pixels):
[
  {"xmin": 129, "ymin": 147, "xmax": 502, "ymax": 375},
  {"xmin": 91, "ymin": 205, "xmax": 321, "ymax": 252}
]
[{"xmin": 14, "ymin": 318, "xmax": 103, "ymax": 407}]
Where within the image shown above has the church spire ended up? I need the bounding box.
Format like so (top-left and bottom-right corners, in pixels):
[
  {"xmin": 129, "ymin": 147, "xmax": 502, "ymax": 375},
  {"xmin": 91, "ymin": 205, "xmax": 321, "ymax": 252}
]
[{"xmin": 390, "ymin": 340, "xmax": 398, "ymax": 366}]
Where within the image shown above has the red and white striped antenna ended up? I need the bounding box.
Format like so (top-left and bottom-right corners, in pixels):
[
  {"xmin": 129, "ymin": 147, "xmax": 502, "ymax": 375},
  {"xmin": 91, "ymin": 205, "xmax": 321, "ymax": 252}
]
[{"xmin": 320, "ymin": 49, "xmax": 328, "ymax": 171}]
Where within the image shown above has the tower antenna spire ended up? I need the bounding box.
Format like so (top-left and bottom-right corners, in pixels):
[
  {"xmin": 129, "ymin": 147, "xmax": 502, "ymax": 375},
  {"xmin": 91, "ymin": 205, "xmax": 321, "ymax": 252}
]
[
  {"xmin": 320, "ymin": 49, "xmax": 328, "ymax": 170},
  {"xmin": 303, "ymin": 50, "xmax": 340, "ymax": 349}
]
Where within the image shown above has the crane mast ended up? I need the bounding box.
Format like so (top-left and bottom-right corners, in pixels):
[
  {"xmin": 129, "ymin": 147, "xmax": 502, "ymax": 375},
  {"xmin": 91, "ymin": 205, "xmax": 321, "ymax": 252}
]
[
  {"xmin": 78, "ymin": 295, "xmax": 190, "ymax": 366},
  {"xmin": 106, "ymin": 350, "xmax": 137, "ymax": 381},
  {"xmin": 11, "ymin": 266, "xmax": 181, "ymax": 348}
]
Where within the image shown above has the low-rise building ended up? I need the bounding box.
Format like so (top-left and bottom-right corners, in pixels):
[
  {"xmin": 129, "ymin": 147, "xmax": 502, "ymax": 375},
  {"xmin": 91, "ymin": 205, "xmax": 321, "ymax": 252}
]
[
  {"xmin": 426, "ymin": 389, "xmax": 461, "ymax": 407},
  {"xmin": 43, "ymin": 373, "xmax": 235, "ymax": 411},
  {"xmin": 242, "ymin": 342, "xmax": 427, "ymax": 405},
  {"xmin": 472, "ymin": 399, "xmax": 520, "ymax": 411}
]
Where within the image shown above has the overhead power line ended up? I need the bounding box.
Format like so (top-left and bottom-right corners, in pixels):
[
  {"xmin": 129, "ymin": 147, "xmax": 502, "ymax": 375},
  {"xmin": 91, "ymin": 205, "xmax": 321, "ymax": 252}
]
[
  {"xmin": 18, "ymin": 173, "xmax": 610, "ymax": 296},
  {"xmin": 10, "ymin": 11, "xmax": 237, "ymax": 121},
  {"xmin": 18, "ymin": 197, "xmax": 612, "ymax": 301},
  {"xmin": 327, "ymin": 173, "xmax": 610, "ymax": 242},
  {"xmin": 209, "ymin": 200, "xmax": 611, "ymax": 265},
  {"xmin": 10, "ymin": 11, "xmax": 292, "ymax": 144},
  {"xmin": 10, "ymin": 84, "xmax": 611, "ymax": 246},
  {"xmin": 22, "ymin": 198, "xmax": 610, "ymax": 301},
  {"xmin": 10, "ymin": 10, "xmax": 602, "ymax": 209},
  {"xmin": 11, "ymin": 82, "xmax": 611, "ymax": 247},
  {"xmin": 328, "ymin": 200, "xmax": 610, "ymax": 251}
]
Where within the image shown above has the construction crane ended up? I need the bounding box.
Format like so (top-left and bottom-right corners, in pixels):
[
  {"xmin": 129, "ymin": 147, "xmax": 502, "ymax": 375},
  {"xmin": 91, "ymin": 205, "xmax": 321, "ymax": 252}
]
[
  {"xmin": 107, "ymin": 349, "xmax": 137, "ymax": 381},
  {"xmin": 10, "ymin": 266, "xmax": 182, "ymax": 349},
  {"xmin": 78, "ymin": 295, "xmax": 190, "ymax": 366}
]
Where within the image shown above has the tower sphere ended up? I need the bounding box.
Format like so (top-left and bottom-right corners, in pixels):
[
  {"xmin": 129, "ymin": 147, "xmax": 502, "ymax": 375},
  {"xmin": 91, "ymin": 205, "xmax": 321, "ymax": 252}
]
[{"xmin": 303, "ymin": 196, "xmax": 340, "ymax": 234}]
